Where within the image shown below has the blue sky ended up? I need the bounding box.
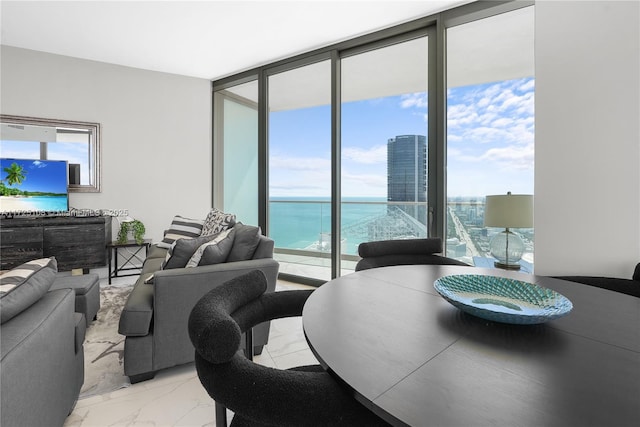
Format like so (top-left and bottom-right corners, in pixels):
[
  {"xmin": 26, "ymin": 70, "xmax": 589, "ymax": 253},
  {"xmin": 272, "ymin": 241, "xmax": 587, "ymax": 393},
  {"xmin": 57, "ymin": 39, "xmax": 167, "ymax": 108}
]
[
  {"xmin": 269, "ymin": 76, "xmax": 534, "ymax": 198},
  {"xmin": 0, "ymin": 158, "xmax": 68, "ymax": 194}
]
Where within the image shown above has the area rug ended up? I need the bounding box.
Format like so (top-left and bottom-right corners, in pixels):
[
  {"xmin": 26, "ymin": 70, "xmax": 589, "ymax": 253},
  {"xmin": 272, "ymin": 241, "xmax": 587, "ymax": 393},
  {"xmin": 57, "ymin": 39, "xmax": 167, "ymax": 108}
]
[{"xmin": 79, "ymin": 284, "xmax": 133, "ymax": 399}]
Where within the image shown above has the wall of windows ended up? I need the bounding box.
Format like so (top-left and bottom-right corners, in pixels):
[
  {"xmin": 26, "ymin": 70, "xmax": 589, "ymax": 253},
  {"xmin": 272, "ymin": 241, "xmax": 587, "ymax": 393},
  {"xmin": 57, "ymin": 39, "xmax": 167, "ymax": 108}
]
[{"xmin": 213, "ymin": 1, "xmax": 534, "ymax": 284}]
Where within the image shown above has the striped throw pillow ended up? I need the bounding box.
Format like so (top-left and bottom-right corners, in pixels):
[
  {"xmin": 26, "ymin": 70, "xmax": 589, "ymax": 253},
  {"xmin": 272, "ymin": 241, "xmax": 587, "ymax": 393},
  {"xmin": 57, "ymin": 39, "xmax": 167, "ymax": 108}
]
[
  {"xmin": 157, "ymin": 215, "xmax": 204, "ymax": 249},
  {"xmin": 0, "ymin": 257, "xmax": 58, "ymax": 324}
]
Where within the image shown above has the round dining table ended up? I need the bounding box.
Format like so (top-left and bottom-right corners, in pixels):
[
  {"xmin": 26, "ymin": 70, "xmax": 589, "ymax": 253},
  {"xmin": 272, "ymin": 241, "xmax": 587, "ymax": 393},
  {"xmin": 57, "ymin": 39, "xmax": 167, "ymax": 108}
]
[{"xmin": 302, "ymin": 265, "xmax": 640, "ymax": 427}]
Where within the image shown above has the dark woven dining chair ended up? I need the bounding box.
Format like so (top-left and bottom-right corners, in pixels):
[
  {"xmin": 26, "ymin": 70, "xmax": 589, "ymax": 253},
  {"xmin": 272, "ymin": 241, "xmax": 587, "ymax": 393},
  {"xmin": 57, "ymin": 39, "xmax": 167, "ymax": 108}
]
[
  {"xmin": 355, "ymin": 237, "xmax": 470, "ymax": 271},
  {"xmin": 552, "ymin": 262, "xmax": 640, "ymax": 298},
  {"xmin": 188, "ymin": 270, "xmax": 390, "ymax": 427}
]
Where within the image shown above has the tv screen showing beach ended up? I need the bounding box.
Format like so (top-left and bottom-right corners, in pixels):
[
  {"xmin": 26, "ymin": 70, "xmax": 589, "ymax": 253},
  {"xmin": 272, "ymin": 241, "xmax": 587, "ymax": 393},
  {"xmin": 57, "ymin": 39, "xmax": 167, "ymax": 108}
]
[{"xmin": 0, "ymin": 158, "xmax": 69, "ymax": 214}]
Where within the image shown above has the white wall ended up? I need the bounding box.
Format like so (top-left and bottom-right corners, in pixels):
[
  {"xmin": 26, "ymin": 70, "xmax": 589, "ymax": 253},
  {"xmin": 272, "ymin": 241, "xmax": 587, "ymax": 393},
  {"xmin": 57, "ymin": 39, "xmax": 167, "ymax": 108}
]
[
  {"xmin": 0, "ymin": 46, "xmax": 212, "ymax": 243},
  {"xmin": 535, "ymin": 1, "xmax": 640, "ymax": 277}
]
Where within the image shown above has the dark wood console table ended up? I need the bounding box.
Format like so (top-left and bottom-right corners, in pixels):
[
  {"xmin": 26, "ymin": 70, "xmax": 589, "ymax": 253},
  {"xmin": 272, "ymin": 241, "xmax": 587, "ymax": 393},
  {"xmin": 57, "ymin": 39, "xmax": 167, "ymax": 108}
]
[
  {"xmin": 0, "ymin": 216, "xmax": 112, "ymax": 271},
  {"xmin": 303, "ymin": 265, "xmax": 640, "ymax": 427}
]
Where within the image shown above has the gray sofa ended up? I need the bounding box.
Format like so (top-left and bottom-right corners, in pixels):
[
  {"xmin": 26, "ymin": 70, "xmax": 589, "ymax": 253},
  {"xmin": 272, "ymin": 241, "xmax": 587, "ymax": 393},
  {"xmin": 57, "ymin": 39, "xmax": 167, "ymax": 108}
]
[
  {"xmin": 118, "ymin": 223, "xmax": 279, "ymax": 383},
  {"xmin": 1, "ymin": 258, "xmax": 86, "ymax": 427}
]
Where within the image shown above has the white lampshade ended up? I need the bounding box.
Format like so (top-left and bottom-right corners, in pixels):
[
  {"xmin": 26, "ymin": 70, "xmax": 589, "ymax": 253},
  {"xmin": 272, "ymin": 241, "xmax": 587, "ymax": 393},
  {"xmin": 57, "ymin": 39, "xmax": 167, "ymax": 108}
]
[{"xmin": 484, "ymin": 193, "xmax": 533, "ymax": 228}]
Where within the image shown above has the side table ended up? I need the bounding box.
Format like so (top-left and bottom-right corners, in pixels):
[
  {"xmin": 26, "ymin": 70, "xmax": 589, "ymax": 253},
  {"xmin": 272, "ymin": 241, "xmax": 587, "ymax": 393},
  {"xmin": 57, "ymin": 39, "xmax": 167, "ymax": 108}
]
[{"xmin": 107, "ymin": 239, "xmax": 152, "ymax": 284}]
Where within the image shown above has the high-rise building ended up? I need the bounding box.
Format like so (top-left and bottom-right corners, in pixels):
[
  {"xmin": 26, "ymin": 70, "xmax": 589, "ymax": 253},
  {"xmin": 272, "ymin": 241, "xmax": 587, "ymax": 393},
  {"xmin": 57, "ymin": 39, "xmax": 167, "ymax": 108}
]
[
  {"xmin": 387, "ymin": 134, "xmax": 427, "ymax": 202},
  {"xmin": 387, "ymin": 134, "xmax": 427, "ymax": 225}
]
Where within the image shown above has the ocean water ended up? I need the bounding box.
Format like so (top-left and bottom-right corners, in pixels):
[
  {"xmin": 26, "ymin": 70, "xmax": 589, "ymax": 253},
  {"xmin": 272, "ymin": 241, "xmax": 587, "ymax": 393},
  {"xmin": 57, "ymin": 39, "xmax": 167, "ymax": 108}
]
[
  {"xmin": 269, "ymin": 197, "xmax": 394, "ymax": 255},
  {"xmin": 1, "ymin": 195, "xmax": 68, "ymax": 212}
]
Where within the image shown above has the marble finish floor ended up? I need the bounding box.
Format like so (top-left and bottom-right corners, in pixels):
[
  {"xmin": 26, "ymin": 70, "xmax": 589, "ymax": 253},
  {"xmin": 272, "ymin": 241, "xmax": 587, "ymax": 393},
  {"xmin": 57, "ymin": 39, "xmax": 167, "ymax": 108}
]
[{"xmin": 64, "ymin": 278, "xmax": 317, "ymax": 427}]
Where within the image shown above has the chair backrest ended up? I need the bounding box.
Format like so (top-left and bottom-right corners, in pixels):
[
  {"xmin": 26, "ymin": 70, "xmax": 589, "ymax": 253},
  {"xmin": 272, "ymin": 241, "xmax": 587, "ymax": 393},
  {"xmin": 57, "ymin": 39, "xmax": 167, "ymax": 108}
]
[
  {"xmin": 188, "ymin": 270, "xmax": 390, "ymax": 427},
  {"xmin": 553, "ymin": 263, "xmax": 640, "ymax": 299},
  {"xmin": 355, "ymin": 238, "xmax": 470, "ymax": 271}
]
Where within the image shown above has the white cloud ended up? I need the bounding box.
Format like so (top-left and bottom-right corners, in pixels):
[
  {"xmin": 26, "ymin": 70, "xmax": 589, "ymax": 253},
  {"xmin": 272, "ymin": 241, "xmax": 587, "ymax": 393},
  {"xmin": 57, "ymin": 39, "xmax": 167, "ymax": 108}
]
[
  {"xmin": 341, "ymin": 170, "xmax": 387, "ymax": 197},
  {"xmin": 270, "ymin": 155, "xmax": 330, "ymax": 171},
  {"xmin": 400, "ymin": 93, "xmax": 427, "ymax": 109},
  {"xmin": 31, "ymin": 160, "xmax": 47, "ymax": 168},
  {"xmin": 519, "ymin": 79, "xmax": 535, "ymax": 92},
  {"xmin": 342, "ymin": 145, "xmax": 386, "ymax": 164},
  {"xmin": 479, "ymin": 143, "xmax": 534, "ymax": 171}
]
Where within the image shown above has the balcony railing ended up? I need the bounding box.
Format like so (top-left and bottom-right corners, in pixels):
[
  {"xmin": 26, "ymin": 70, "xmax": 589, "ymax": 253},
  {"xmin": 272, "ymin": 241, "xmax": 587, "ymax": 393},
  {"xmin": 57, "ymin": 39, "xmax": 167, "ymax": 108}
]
[{"xmin": 269, "ymin": 199, "xmax": 534, "ymax": 282}]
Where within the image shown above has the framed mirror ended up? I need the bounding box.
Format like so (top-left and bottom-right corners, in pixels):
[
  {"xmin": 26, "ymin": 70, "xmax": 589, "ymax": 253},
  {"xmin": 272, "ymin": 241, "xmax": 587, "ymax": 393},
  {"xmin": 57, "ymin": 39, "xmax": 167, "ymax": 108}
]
[{"xmin": 0, "ymin": 115, "xmax": 101, "ymax": 192}]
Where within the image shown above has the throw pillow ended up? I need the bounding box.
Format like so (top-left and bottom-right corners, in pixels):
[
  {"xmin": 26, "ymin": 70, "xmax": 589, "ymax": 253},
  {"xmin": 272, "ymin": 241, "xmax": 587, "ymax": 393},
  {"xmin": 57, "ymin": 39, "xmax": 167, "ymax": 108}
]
[
  {"xmin": 156, "ymin": 215, "xmax": 204, "ymax": 249},
  {"xmin": 0, "ymin": 257, "xmax": 58, "ymax": 324},
  {"xmin": 226, "ymin": 223, "xmax": 262, "ymax": 262},
  {"xmin": 201, "ymin": 208, "xmax": 236, "ymax": 237},
  {"xmin": 161, "ymin": 233, "xmax": 222, "ymax": 270},
  {"xmin": 187, "ymin": 228, "xmax": 236, "ymax": 267}
]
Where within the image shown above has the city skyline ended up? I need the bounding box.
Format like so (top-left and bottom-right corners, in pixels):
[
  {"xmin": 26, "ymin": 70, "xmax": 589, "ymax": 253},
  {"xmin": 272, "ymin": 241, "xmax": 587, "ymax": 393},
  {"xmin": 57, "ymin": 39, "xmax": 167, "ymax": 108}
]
[{"xmin": 269, "ymin": 76, "xmax": 534, "ymax": 199}]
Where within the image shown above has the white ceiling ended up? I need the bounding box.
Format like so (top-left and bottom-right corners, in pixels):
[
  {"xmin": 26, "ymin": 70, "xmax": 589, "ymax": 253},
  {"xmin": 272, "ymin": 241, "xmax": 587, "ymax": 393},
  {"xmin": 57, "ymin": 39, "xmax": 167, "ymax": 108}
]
[
  {"xmin": 0, "ymin": 0, "xmax": 475, "ymax": 81},
  {"xmin": 228, "ymin": 5, "xmax": 534, "ymax": 111}
]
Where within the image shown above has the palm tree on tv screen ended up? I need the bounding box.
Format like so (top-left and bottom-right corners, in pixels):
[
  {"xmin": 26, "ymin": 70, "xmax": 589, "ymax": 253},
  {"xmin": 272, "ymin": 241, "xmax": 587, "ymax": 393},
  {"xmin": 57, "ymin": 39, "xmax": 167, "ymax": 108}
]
[{"xmin": 1, "ymin": 162, "xmax": 27, "ymax": 196}]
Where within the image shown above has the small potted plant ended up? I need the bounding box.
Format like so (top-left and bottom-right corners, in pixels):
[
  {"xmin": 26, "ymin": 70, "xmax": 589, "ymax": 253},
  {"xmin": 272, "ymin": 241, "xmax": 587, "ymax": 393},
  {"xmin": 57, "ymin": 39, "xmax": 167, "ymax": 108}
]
[{"xmin": 117, "ymin": 219, "xmax": 146, "ymax": 245}]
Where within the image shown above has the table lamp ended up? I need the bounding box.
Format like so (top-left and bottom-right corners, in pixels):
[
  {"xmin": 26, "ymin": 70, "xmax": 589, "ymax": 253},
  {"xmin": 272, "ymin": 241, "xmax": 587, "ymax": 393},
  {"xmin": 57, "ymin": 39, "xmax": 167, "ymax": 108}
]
[{"xmin": 484, "ymin": 192, "xmax": 533, "ymax": 270}]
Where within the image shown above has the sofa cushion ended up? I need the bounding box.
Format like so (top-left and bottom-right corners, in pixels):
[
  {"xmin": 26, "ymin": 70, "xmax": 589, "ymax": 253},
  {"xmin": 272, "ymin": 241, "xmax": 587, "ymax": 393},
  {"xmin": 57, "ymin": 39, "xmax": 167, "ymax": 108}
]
[
  {"xmin": 146, "ymin": 245, "xmax": 168, "ymax": 260},
  {"xmin": 201, "ymin": 208, "xmax": 236, "ymax": 237},
  {"xmin": 157, "ymin": 215, "xmax": 204, "ymax": 249},
  {"xmin": 0, "ymin": 257, "xmax": 58, "ymax": 324},
  {"xmin": 162, "ymin": 233, "xmax": 222, "ymax": 270},
  {"xmin": 227, "ymin": 223, "xmax": 262, "ymax": 262},
  {"xmin": 191, "ymin": 228, "xmax": 236, "ymax": 267}
]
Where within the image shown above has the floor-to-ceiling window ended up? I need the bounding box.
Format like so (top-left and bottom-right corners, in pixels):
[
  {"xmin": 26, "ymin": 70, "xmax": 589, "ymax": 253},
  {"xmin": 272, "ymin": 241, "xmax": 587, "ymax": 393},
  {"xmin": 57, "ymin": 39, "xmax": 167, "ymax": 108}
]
[
  {"xmin": 445, "ymin": 5, "xmax": 535, "ymax": 269},
  {"xmin": 340, "ymin": 36, "xmax": 429, "ymax": 262},
  {"xmin": 267, "ymin": 60, "xmax": 332, "ymax": 281},
  {"xmin": 212, "ymin": 1, "xmax": 534, "ymax": 285},
  {"xmin": 213, "ymin": 80, "xmax": 259, "ymax": 225}
]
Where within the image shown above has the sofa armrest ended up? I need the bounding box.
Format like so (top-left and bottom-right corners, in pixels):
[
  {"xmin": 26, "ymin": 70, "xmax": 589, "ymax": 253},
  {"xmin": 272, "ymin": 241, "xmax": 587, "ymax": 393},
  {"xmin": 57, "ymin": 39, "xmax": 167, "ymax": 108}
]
[
  {"xmin": 150, "ymin": 258, "xmax": 279, "ymax": 371},
  {"xmin": 1, "ymin": 289, "xmax": 80, "ymax": 427}
]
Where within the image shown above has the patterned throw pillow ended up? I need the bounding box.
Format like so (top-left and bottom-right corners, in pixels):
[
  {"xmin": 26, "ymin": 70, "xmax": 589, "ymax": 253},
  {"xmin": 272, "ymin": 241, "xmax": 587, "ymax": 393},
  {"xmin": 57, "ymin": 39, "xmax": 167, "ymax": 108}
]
[
  {"xmin": 157, "ymin": 215, "xmax": 204, "ymax": 249},
  {"xmin": 186, "ymin": 228, "xmax": 235, "ymax": 267},
  {"xmin": 0, "ymin": 257, "xmax": 58, "ymax": 324},
  {"xmin": 200, "ymin": 208, "xmax": 236, "ymax": 237}
]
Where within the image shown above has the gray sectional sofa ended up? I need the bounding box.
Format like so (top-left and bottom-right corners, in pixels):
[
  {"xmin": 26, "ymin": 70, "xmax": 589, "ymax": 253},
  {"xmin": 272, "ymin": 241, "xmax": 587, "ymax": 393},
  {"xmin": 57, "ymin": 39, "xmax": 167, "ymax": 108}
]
[
  {"xmin": 1, "ymin": 258, "xmax": 87, "ymax": 427},
  {"xmin": 118, "ymin": 222, "xmax": 279, "ymax": 383}
]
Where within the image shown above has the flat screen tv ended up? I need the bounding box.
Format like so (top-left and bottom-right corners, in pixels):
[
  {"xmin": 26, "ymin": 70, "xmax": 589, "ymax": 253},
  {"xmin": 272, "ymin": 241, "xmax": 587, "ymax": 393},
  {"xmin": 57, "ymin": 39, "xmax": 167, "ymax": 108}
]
[{"xmin": 0, "ymin": 158, "xmax": 69, "ymax": 216}]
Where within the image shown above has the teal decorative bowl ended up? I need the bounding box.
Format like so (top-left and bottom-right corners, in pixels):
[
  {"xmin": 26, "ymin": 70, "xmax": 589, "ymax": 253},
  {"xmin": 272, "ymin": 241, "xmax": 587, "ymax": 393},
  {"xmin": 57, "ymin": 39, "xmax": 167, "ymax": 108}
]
[{"xmin": 434, "ymin": 275, "xmax": 573, "ymax": 324}]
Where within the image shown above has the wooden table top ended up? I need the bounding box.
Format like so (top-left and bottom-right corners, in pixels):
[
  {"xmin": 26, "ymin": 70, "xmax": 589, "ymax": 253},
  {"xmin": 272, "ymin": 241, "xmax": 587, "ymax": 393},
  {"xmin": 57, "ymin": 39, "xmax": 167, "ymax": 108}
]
[{"xmin": 302, "ymin": 265, "xmax": 640, "ymax": 427}]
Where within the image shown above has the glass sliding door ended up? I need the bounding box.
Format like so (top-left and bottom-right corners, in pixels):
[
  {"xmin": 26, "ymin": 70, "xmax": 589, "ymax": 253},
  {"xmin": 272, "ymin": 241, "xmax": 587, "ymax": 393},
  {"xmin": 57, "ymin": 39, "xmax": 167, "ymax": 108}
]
[
  {"xmin": 340, "ymin": 36, "xmax": 429, "ymax": 272},
  {"xmin": 445, "ymin": 6, "xmax": 535, "ymax": 269},
  {"xmin": 267, "ymin": 60, "xmax": 332, "ymax": 281},
  {"xmin": 213, "ymin": 80, "xmax": 259, "ymax": 225}
]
